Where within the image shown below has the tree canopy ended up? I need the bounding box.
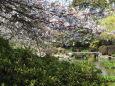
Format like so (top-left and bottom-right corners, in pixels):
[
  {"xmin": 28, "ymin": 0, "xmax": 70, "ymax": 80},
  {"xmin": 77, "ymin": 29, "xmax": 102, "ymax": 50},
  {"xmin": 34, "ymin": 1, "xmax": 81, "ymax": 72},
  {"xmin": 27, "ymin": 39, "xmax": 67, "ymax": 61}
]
[
  {"xmin": 72, "ymin": 0, "xmax": 115, "ymax": 9},
  {"xmin": 0, "ymin": 0, "xmax": 96, "ymax": 49},
  {"xmin": 0, "ymin": 0, "xmax": 114, "ymax": 53}
]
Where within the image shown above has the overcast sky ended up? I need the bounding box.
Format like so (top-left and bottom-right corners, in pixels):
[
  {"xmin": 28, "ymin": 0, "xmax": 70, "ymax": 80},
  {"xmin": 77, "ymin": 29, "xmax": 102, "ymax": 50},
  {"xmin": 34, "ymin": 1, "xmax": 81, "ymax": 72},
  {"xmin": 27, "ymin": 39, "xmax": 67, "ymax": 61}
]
[{"xmin": 48, "ymin": 0, "xmax": 72, "ymax": 5}]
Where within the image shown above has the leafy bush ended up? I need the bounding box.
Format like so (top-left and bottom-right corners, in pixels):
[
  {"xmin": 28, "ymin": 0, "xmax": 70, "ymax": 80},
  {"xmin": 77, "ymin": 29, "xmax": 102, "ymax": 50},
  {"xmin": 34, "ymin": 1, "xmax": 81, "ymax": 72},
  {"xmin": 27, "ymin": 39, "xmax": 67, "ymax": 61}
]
[
  {"xmin": 99, "ymin": 33, "xmax": 115, "ymax": 44},
  {"xmin": 100, "ymin": 59, "xmax": 115, "ymax": 68},
  {"xmin": 99, "ymin": 13, "xmax": 115, "ymax": 31},
  {"xmin": 81, "ymin": 49, "xmax": 89, "ymax": 52},
  {"xmin": 90, "ymin": 40, "xmax": 100, "ymax": 49},
  {"xmin": 112, "ymin": 54, "xmax": 115, "ymax": 57},
  {"xmin": 74, "ymin": 54, "xmax": 83, "ymax": 59},
  {"xmin": 0, "ymin": 37, "xmax": 105, "ymax": 86}
]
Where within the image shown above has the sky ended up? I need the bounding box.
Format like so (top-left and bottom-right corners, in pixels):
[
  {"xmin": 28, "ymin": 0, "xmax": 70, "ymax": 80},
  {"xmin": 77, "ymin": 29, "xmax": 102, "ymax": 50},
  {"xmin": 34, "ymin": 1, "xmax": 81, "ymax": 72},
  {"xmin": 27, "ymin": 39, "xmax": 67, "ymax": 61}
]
[{"xmin": 48, "ymin": 0, "xmax": 73, "ymax": 5}]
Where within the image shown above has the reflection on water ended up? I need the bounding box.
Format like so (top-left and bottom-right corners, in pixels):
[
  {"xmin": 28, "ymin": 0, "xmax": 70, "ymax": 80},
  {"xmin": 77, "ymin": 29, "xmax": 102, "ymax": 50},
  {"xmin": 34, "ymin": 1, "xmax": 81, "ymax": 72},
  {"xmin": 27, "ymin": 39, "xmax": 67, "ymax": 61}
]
[
  {"xmin": 106, "ymin": 69, "xmax": 115, "ymax": 76},
  {"xmin": 75, "ymin": 57, "xmax": 115, "ymax": 85},
  {"xmin": 95, "ymin": 61, "xmax": 108, "ymax": 76},
  {"xmin": 75, "ymin": 56, "xmax": 115, "ymax": 76},
  {"xmin": 87, "ymin": 57, "xmax": 115, "ymax": 76}
]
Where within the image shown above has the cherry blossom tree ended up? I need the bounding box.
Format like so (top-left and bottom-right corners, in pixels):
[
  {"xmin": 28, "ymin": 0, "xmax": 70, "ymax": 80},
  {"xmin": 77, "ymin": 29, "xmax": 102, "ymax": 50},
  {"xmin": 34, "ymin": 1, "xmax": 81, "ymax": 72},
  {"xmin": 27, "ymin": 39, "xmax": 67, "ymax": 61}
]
[{"xmin": 0, "ymin": 0, "xmax": 100, "ymax": 54}]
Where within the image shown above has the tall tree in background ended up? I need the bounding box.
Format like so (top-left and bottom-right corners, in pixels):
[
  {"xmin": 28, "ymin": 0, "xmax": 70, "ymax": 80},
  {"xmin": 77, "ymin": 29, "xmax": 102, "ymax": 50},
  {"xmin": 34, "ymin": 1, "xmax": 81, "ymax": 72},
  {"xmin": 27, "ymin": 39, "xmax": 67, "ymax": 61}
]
[{"xmin": 72, "ymin": 0, "xmax": 115, "ymax": 10}]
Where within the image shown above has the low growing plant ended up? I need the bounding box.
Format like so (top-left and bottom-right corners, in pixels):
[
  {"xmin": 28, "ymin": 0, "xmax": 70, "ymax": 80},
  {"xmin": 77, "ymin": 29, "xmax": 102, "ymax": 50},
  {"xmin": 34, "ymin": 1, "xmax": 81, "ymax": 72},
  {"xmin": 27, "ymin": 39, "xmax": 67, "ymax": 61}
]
[{"xmin": 0, "ymin": 37, "xmax": 106, "ymax": 86}]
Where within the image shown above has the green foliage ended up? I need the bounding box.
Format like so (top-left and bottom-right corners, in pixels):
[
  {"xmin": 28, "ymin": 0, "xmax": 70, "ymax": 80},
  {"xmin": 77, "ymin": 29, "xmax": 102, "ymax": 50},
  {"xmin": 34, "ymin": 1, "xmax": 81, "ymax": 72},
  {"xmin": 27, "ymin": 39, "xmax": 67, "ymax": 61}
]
[
  {"xmin": 106, "ymin": 82, "xmax": 115, "ymax": 86},
  {"xmin": 90, "ymin": 40, "xmax": 100, "ymax": 49},
  {"xmin": 101, "ymin": 59, "xmax": 115, "ymax": 68},
  {"xmin": 81, "ymin": 49, "xmax": 89, "ymax": 52},
  {"xmin": 0, "ymin": 37, "xmax": 105, "ymax": 86},
  {"xmin": 104, "ymin": 76, "xmax": 115, "ymax": 81},
  {"xmin": 99, "ymin": 14, "xmax": 115, "ymax": 31},
  {"xmin": 74, "ymin": 53, "xmax": 94, "ymax": 60},
  {"xmin": 68, "ymin": 49, "xmax": 73, "ymax": 53},
  {"xmin": 72, "ymin": 0, "xmax": 108, "ymax": 8},
  {"xmin": 101, "ymin": 33, "xmax": 115, "ymax": 40},
  {"xmin": 112, "ymin": 54, "xmax": 115, "ymax": 57},
  {"xmin": 90, "ymin": 39, "xmax": 114, "ymax": 50},
  {"xmin": 104, "ymin": 76, "xmax": 115, "ymax": 86},
  {"xmin": 74, "ymin": 54, "xmax": 84, "ymax": 59},
  {"xmin": 98, "ymin": 39, "xmax": 113, "ymax": 46}
]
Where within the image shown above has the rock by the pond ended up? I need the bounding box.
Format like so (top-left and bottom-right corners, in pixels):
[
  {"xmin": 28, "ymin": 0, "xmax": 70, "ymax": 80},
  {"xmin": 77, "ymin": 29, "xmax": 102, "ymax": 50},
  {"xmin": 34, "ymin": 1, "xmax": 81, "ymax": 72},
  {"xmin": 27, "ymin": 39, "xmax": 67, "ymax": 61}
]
[
  {"xmin": 99, "ymin": 45, "xmax": 115, "ymax": 55},
  {"xmin": 108, "ymin": 56, "xmax": 115, "ymax": 60},
  {"xmin": 99, "ymin": 45, "xmax": 108, "ymax": 55}
]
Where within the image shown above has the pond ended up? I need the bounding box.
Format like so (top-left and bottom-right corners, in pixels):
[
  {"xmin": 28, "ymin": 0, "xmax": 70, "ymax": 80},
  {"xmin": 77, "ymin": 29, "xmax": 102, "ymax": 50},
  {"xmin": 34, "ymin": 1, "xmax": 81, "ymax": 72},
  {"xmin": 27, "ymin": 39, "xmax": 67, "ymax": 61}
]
[
  {"xmin": 87, "ymin": 57, "xmax": 115, "ymax": 76},
  {"xmin": 69, "ymin": 56, "xmax": 115, "ymax": 76},
  {"xmin": 88, "ymin": 57, "xmax": 115, "ymax": 85},
  {"xmin": 60, "ymin": 54, "xmax": 115, "ymax": 85},
  {"xmin": 72, "ymin": 56, "xmax": 115, "ymax": 85}
]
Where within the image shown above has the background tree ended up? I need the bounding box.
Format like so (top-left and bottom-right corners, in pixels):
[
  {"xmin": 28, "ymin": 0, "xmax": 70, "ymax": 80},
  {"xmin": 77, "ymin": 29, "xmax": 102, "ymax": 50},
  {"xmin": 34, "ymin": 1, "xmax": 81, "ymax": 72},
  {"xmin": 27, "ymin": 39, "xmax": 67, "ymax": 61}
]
[{"xmin": 72, "ymin": 0, "xmax": 115, "ymax": 9}]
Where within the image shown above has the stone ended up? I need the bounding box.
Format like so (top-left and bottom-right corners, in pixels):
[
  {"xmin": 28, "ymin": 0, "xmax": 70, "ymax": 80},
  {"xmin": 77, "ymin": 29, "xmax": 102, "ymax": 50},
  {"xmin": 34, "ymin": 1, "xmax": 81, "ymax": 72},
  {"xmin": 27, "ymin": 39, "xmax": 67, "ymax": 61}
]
[
  {"xmin": 108, "ymin": 45, "xmax": 115, "ymax": 55},
  {"xmin": 99, "ymin": 45, "xmax": 115, "ymax": 55},
  {"xmin": 99, "ymin": 45, "xmax": 108, "ymax": 55}
]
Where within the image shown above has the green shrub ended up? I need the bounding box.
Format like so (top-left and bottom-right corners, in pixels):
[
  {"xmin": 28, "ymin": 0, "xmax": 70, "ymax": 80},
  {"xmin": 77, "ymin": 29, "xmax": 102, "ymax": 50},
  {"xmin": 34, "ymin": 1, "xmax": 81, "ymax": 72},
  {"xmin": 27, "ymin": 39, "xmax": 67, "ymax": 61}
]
[
  {"xmin": 99, "ymin": 14, "xmax": 115, "ymax": 31},
  {"xmin": 112, "ymin": 54, "xmax": 115, "ymax": 57},
  {"xmin": 81, "ymin": 49, "xmax": 89, "ymax": 52},
  {"xmin": 0, "ymin": 37, "xmax": 105, "ymax": 86},
  {"xmin": 74, "ymin": 54, "xmax": 83, "ymax": 59},
  {"xmin": 90, "ymin": 40, "xmax": 100, "ymax": 49}
]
